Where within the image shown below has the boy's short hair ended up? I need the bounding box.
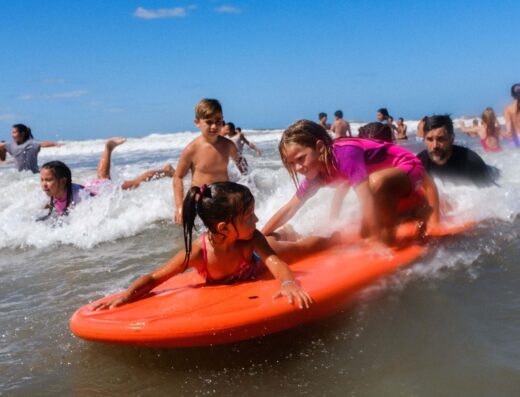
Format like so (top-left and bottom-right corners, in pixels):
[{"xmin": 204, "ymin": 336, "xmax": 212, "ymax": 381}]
[
  {"xmin": 195, "ymin": 99, "xmax": 223, "ymax": 120},
  {"xmin": 334, "ymin": 110, "xmax": 343, "ymax": 118},
  {"xmin": 424, "ymin": 115, "xmax": 454, "ymax": 136}
]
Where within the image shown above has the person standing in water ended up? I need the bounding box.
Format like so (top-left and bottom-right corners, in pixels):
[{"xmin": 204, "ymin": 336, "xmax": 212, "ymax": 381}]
[
  {"xmin": 318, "ymin": 112, "xmax": 331, "ymax": 131},
  {"xmin": 396, "ymin": 117, "xmax": 408, "ymax": 140},
  {"xmin": 173, "ymin": 99, "xmax": 247, "ymax": 224},
  {"xmin": 330, "ymin": 110, "xmax": 352, "ymax": 138},
  {"xmin": 222, "ymin": 122, "xmax": 262, "ymax": 156},
  {"xmin": 503, "ymin": 83, "xmax": 520, "ymax": 148},
  {"xmin": 0, "ymin": 124, "xmax": 63, "ymax": 173},
  {"xmin": 459, "ymin": 108, "xmax": 501, "ymax": 153}
]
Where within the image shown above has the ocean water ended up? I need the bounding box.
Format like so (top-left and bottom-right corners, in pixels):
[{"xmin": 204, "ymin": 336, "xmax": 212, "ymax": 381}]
[{"xmin": 1, "ymin": 121, "xmax": 519, "ymax": 396}]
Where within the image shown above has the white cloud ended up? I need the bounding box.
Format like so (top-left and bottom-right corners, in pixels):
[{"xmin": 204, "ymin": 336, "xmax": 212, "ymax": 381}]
[
  {"xmin": 18, "ymin": 90, "xmax": 88, "ymax": 100},
  {"xmin": 134, "ymin": 6, "xmax": 196, "ymax": 19},
  {"xmin": 48, "ymin": 90, "xmax": 88, "ymax": 98},
  {"xmin": 42, "ymin": 78, "xmax": 66, "ymax": 84},
  {"xmin": 18, "ymin": 94, "xmax": 35, "ymax": 101},
  {"xmin": 215, "ymin": 5, "xmax": 242, "ymax": 14},
  {"xmin": 0, "ymin": 113, "xmax": 19, "ymax": 122}
]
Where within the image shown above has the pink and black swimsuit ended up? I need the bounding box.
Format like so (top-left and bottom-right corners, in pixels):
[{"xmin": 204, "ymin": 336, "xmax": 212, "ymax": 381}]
[
  {"xmin": 195, "ymin": 233, "xmax": 265, "ymax": 285},
  {"xmin": 296, "ymin": 138, "xmax": 425, "ymax": 201}
]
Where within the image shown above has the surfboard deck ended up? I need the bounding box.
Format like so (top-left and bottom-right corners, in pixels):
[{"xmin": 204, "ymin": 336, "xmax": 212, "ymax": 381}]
[{"xmin": 70, "ymin": 220, "xmax": 475, "ymax": 347}]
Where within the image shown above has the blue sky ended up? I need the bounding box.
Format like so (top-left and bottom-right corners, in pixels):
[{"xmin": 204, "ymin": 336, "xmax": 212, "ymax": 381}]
[{"xmin": 0, "ymin": 0, "xmax": 519, "ymax": 140}]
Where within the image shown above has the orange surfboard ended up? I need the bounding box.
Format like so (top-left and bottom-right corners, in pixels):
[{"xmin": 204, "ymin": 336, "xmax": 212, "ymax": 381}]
[{"xmin": 70, "ymin": 220, "xmax": 475, "ymax": 347}]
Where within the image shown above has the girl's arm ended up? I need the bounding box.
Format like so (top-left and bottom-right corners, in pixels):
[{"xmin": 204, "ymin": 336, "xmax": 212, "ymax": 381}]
[
  {"xmin": 458, "ymin": 122, "xmax": 479, "ymax": 137},
  {"xmin": 40, "ymin": 141, "xmax": 64, "ymax": 148},
  {"xmin": 0, "ymin": 144, "xmax": 6, "ymax": 161},
  {"xmin": 252, "ymin": 230, "xmax": 312, "ymax": 308},
  {"xmin": 329, "ymin": 182, "xmax": 350, "ymax": 220},
  {"xmin": 422, "ymin": 173, "xmax": 440, "ymax": 225},
  {"xmin": 354, "ymin": 180, "xmax": 378, "ymax": 239},
  {"xmin": 503, "ymin": 109, "xmax": 513, "ymax": 137},
  {"xmin": 91, "ymin": 244, "xmax": 199, "ymax": 310},
  {"xmin": 261, "ymin": 195, "xmax": 304, "ymax": 236}
]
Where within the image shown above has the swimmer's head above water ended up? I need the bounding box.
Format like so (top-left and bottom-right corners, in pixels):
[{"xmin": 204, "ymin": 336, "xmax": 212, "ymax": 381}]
[
  {"xmin": 12, "ymin": 124, "xmax": 33, "ymax": 145},
  {"xmin": 423, "ymin": 115, "xmax": 455, "ymax": 166},
  {"xmin": 278, "ymin": 120, "xmax": 334, "ymax": 187}
]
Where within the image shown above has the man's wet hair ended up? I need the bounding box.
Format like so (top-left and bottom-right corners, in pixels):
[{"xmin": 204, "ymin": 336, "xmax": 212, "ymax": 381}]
[
  {"xmin": 318, "ymin": 112, "xmax": 327, "ymax": 120},
  {"xmin": 424, "ymin": 115, "xmax": 454, "ymax": 136},
  {"xmin": 377, "ymin": 108, "xmax": 389, "ymax": 120},
  {"xmin": 334, "ymin": 110, "xmax": 343, "ymax": 118}
]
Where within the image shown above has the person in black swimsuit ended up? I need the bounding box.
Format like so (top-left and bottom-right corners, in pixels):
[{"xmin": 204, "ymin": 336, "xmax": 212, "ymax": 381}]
[{"xmin": 416, "ymin": 115, "xmax": 499, "ymax": 187}]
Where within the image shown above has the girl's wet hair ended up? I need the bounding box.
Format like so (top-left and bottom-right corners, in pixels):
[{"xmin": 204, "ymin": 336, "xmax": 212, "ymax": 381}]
[
  {"xmin": 12, "ymin": 124, "xmax": 33, "ymax": 143},
  {"xmin": 39, "ymin": 161, "xmax": 73, "ymax": 220},
  {"xmin": 358, "ymin": 122, "xmax": 392, "ymax": 142},
  {"xmin": 279, "ymin": 119, "xmax": 334, "ymax": 188},
  {"xmin": 481, "ymin": 107, "xmax": 499, "ymax": 139},
  {"xmin": 182, "ymin": 182, "xmax": 254, "ymax": 266}
]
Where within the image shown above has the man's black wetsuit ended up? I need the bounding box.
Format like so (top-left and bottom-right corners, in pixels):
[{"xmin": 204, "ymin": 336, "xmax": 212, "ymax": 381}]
[{"xmin": 417, "ymin": 145, "xmax": 499, "ymax": 187}]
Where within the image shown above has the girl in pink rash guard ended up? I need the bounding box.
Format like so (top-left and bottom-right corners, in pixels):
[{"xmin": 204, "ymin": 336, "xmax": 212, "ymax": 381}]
[{"xmin": 262, "ymin": 120, "xmax": 440, "ymax": 244}]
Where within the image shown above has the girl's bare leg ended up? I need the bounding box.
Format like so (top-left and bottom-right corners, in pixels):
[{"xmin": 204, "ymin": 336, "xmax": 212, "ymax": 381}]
[
  {"xmin": 120, "ymin": 163, "xmax": 175, "ymax": 190},
  {"xmin": 267, "ymin": 232, "xmax": 342, "ymax": 263},
  {"xmin": 97, "ymin": 138, "xmax": 127, "ymax": 180},
  {"xmin": 368, "ymin": 168, "xmax": 411, "ymax": 244}
]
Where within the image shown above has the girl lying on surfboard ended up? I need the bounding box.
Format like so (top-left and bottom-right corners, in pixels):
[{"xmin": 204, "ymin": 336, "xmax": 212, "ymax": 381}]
[
  {"xmin": 92, "ymin": 182, "xmax": 344, "ymax": 311},
  {"xmin": 38, "ymin": 138, "xmax": 174, "ymax": 220},
  {"xmin": 261, "ymin": 120, "xmax": 441, "ymax": 244}
]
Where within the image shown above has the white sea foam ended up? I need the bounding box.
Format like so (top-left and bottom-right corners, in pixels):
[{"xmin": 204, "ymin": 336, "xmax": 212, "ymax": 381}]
[{"xmin": 0, "ymin": 120, "xmax": 519, "ymax": 249}]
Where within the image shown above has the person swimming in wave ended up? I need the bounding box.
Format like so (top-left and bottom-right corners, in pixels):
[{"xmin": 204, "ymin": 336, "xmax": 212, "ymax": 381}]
[
  {"xmin": 417, "ymin": 115, "xmax": 499, "ymax": 187},
  {"xmin": 39, "ymin": 137, "xmax": 174, "ymax": 219},
  {"xmin": 90, "ymin": 182, "xmax": 342, "ymax": 311},
  {"xmin": 0, "ymin": 124, "xmax": 63, "ymax": 173},
  {"xmin": 459, "ymin": 108, "xmax": 501, "ymax": 152},
  {"xmin": 503, "ymin": 83, "xmax": 520, "ymax": 148},
  {"xmin": 261, "ymin": 120, "xmax": 440, "ymax": 245}
]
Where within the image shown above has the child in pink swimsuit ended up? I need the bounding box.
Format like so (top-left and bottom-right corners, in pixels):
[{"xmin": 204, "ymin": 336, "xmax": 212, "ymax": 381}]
[
  {"xmin": 93, "ymin": 182, "xmax": 342, "ymax": 311},
  {"xmin": 262, "ymin": 120, "xmax": 440, "ymax": 244}
]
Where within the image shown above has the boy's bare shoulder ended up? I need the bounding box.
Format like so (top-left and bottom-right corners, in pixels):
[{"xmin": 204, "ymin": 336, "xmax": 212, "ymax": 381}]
[{"xmin": 182, "ymin": 137, "xmax": 203, "ymax": 155}]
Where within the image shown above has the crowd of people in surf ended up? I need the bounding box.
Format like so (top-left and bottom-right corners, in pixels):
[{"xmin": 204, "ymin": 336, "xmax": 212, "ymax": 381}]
[{"xmin": 2, "ymin": 84, "xmax": 519, "ymax": 309}]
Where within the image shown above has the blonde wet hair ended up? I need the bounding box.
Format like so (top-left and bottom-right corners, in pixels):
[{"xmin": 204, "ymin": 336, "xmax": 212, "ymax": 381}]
[
  {"xmin": 278, "ymin": 119, "xmax": 334, "ymax": 188},
  {"xmin": 194, "ymin": 98, "xmax": 223, "ymax": 120},
  {"xmin": 481, "ymin": 107, "xmax": 499, "ymax": 139}
]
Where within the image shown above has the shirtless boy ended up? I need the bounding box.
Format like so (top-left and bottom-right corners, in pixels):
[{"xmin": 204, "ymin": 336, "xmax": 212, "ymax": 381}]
[
  {"xmin": 330, "ymin": 110, "xmax": 352, "ymax": 138},
  {"xmin": 396, "ymin": 117, "xmax": 408, "ymax": 140},
  {"xmin": 173, "ymin": 99, "xmax": 247, "ymax": 223},
  {"xmin": 318, "ymin": 112, "xmax": 331, "ymax": 131},
  {"xmin": 503, "ymin": 83, "xmax": 520, "ymax": 148}
]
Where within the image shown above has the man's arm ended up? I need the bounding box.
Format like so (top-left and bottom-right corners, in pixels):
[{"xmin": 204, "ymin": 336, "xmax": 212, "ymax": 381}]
[{"xmin": 240, "ymin": 133, "xmax": 261, "ymax": 156}]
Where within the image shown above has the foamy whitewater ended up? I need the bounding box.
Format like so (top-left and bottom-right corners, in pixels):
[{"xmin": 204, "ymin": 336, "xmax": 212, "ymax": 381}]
[{"xmin": 1, "ymin": 120, "xmax": 520, "ymax": 396}]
